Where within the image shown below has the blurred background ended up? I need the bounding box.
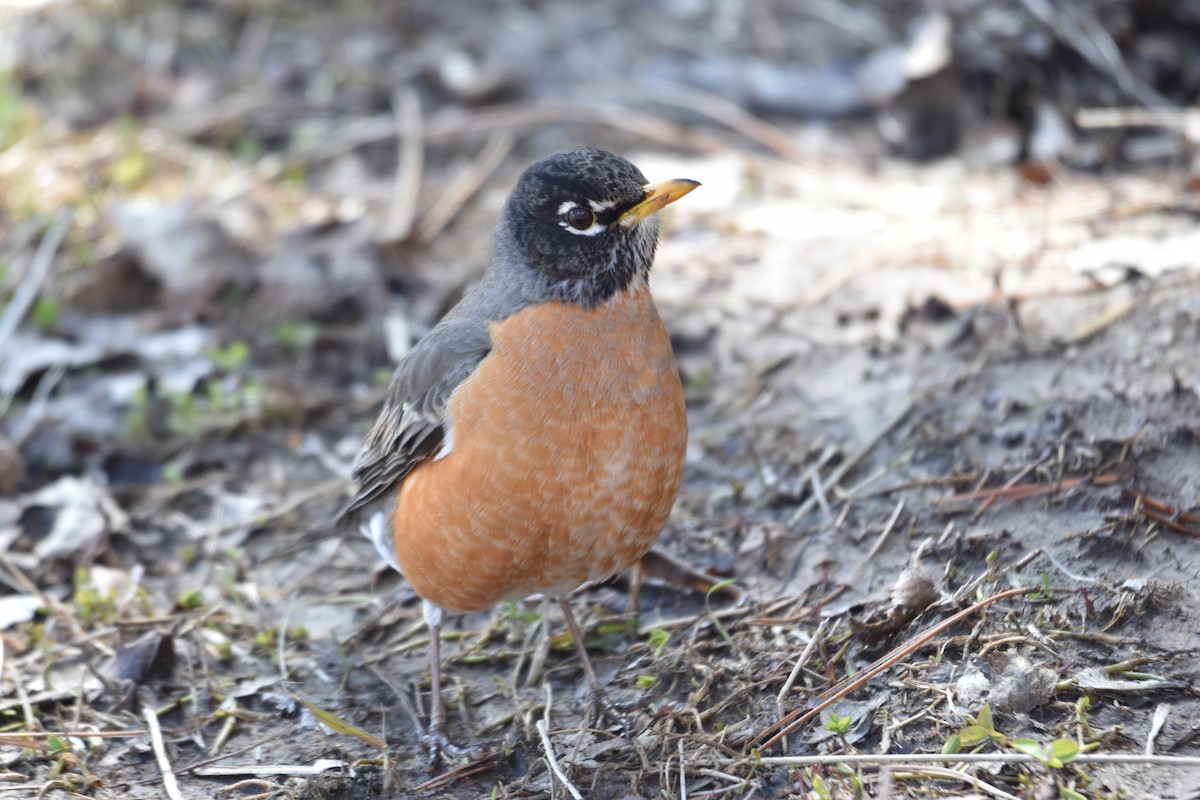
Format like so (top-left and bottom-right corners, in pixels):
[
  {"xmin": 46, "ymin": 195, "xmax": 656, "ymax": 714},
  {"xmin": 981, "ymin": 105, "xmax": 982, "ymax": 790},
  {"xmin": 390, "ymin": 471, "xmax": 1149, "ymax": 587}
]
[{"xmin": 2, "ymin": 1, "xmax": 1200, "ymax": 797}]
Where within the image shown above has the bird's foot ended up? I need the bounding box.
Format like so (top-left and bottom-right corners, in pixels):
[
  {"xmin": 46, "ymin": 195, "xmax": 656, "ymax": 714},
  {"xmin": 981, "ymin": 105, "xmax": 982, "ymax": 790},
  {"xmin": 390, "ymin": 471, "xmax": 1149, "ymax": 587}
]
[
  {"xmin": 421, "ymin": 729, "xmax": 479, "ymax": 772},
  {"xmin": 584, "ymin": 686, "xmax": 649, "ymax": 738}
]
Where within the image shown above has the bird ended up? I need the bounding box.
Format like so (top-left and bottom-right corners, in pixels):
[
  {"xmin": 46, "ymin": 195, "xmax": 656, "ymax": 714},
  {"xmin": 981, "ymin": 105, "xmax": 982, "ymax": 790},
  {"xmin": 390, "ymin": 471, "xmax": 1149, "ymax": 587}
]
[{"xmin": 343, "ymin": 147, "xmax": 698, "ymax": 764}]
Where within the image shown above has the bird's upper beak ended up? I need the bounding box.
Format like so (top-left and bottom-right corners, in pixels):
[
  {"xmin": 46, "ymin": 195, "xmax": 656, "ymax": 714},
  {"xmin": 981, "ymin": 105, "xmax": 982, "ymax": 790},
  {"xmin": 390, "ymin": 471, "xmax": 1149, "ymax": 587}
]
[{"xmin": 618, "ymin": 178, "xmax": 701, "ymax": 226}]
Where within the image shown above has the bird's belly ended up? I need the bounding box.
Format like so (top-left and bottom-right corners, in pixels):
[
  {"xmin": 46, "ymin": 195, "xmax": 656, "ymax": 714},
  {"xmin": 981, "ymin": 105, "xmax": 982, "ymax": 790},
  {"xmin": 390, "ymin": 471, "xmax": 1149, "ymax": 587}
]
[{"xmin": 391, "ymin": 281, "xmax": 687, "ymax": 613}]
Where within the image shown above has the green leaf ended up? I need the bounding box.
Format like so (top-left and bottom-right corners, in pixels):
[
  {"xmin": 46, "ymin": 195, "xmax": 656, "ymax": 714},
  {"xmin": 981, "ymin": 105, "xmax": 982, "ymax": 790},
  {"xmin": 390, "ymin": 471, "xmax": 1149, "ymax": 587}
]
[
  {"xmin": 209, "ymin": 340, "xmax": 250, "ymax": 371},
  {"xmin": 290, "ymin": 692, "xmax": 385, "ymax": 749},
  {"xmin": 1050, "ymin": 738, "xmax": 1080, "ymax": 764},
  {"xmin": 177, "ymin": 590, "xmax": 203, "ymax": 611},
  {"xmin": 976, "ymin": 703, "xmax": 995, "ymax": 733},
  {"xmin": 957, "ymin": 726, "xmax": 991, "ymax": 746},
  {"xmin": 824, "ymin": 712, "xmax": 852, "ymax": 734},
  {"xmin": 161, "ymin": 463, "xmax": 184, "ymax": 484},
  {"xmin": 32, "ymin": 297, "xmax": 61, "ymax": 331},
  {"xmin": 705, "ymin": 578, "xmax": 737, "ymax": 646},
  {"xmin": 1010, "ymin": 738, "xmax": 1053, "ymax": 766},
  {"xmin": 647, "ymin": 627, "xmax": 670, "ymax": 658},
  {"xmin": 46, "ymin": 735, "xmax": 67, "ymax": 754},
  {"xmin": 942, "ymin": 733, "xmax": 962, "ymax": 754},
  {"xmin": 109, "ymin": 151, "xmax": 148, "ymax": 188},
  {"xmin": 635, "ymin": 674, "xmax": 657, "ymax": 689}
]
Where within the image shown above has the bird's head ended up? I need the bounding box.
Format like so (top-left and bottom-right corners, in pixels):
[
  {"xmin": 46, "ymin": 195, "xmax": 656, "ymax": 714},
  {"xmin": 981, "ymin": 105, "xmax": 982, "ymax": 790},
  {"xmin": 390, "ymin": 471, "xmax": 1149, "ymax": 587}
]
[{"xmin": 497, "ymin": 147, "xmax": 699, "ymax": 306}]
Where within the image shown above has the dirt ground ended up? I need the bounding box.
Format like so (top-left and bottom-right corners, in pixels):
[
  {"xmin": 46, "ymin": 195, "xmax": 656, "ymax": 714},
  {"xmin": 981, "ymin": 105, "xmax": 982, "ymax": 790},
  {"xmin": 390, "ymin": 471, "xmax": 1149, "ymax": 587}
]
[{"xmin": 2, "ymin": 2, "xmax": 1200, "ymax": 799}]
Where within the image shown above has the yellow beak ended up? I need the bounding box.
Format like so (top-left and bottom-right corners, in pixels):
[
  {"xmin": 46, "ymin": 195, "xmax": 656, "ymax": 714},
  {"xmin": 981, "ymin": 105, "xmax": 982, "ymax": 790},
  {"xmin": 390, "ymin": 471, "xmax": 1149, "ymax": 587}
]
[{"xmin": 618, "ymin": 178, "xmax": 701, "ymax": 226}]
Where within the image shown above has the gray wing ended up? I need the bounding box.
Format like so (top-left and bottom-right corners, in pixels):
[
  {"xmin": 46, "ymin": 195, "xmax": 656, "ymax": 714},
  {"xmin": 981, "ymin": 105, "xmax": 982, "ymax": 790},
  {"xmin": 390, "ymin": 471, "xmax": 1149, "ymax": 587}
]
[{"xmin": 340, "ymin": 313, "xmax": 491, "ymax": 520}]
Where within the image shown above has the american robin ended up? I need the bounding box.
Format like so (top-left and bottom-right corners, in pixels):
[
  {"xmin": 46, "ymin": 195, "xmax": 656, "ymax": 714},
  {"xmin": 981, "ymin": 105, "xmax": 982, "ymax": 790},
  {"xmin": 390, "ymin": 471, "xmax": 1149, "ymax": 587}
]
[{"xmin": 343, "ymin": 147, "xmax": 698, "ymax": 762}]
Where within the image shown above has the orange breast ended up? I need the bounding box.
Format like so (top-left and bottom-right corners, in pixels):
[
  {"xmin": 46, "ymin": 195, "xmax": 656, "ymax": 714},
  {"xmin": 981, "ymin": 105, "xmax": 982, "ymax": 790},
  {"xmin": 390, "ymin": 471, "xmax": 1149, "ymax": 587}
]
[{"xmin": 391, "ymin": 279, "xmax": 687, "ymax": 613}]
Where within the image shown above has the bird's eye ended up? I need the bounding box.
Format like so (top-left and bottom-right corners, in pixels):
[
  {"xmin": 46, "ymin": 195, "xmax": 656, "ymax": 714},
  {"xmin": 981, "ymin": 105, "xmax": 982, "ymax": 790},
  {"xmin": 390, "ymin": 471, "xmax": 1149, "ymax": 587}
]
[{"xmin": 565, "ymin": 206, "xmax": 595, "ymax": 230}]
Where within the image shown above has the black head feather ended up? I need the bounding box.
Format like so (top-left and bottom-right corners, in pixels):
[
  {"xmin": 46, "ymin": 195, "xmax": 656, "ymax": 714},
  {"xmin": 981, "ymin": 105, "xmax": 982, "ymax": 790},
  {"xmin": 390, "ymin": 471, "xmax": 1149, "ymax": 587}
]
[{"xmin": 498, "ymin": 147, "xmax": 662, "ymax": 306}]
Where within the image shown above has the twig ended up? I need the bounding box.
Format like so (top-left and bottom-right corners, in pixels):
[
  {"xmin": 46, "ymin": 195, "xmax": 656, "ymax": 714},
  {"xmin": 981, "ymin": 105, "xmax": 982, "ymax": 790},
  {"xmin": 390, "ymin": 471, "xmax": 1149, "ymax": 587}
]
[
  {"xmin": 277, "ymin": 602, "xmax": 292, "ymax": 683},
  {"xmin": 143, "ymin": 707, "xmax": 184, "ymax": 800},
  {"xmin": 1132, "ymin": 493, "xmax": 1200, "ymax": 525},
  {"xmin": 0, "ymin": 211, "xmax": 71, "ymax": 352},
  {"xmin": 754, "ymin": 752, "xmax": 1200, "ymax": 767},
  {"xmin": 892, "ymin": 765, "xmax": 1021, "ymax": 800},
  {"xmin": 537, "ymin": 684, "xmax": 582, "ymax": 800},
  {"xmin": 679, "ymin": 737, "xmax": 688, "ymax": 800},
  {"xmin": 410, "ymin": 755, "xmax": 503, "ymax": 792},
  {"xmin": 215, "ymin": 478, "xmax": 346, "ymax": 539},
  {"xmin": 522, "ymin": 596, "xmax": 551, "ymax": 688},
  {"xmin": 166, "ymin": 726, "xmax": 294, "ymax": 780},
  {"xmin": 1129, "ymin": 491, "xmax": 1200, "ymax": 538},
  {"xmin": 604, "ymin": 81, "xmax": 803, "ymax": 160},
  {"xmin": 1039, "ymin": 549, "xmax": 1098, "ymax": 585},
  {"xmin": 193, "ymin": 759, "xmax": 345, "ymax": 778},
  {"xmin": 758, "ymin": 586, "xmax": 1030, "ymax": 749},
  {"xmin": 1146, "ymin": 703, "xmax": 1171, "ymax": 755},
  {"xmin": 1016, "ymin": 0, "xmax": 1166, "ymax": 107},
  {"xmin": 809, "ymin": 469, "xmax": 831, "ymax": 520},
  {"xmin": 1076, "ymin": 106, "xmax": 1200, "ymax": 140},
  {"xmin": 789, "ymin": 398, "xmax": 916, "ymax": 525},
  {"xmin": 776, "ymin": 618, "xmax": 828, "ymax": 708},
  {"xmin": 417, "ymin": 131, "xmax": 514, "ymax": 244},
  {"xmin": 775, "ymin": 618, "xmax": 829, "ymax": 751},
  {"xmin": 931, "ymin": 473, "xmax": 1121, "ymax": 509},
  {"xmin": 1072, "ymin": 298, "xmax": 1135, "ymax": 343},
  {"xmin": 305, "ymin": 100, "xmax": 729, "ymax": 164},
  {"xmin": 382, "ymin": 87, "xmax": 424, "ymax": 242},
  {"xmin": 9, "ymin": 363, "xmax": 65, "ymax": 444},
  {"xmin": 1, "ymin": 728, "xmax": 146, "ymax": 739},
  {"xmin": 971, "ymin": 451, "xmax": 1052, "ymax": 522},
  {"xmin": 694, "ymin": 767, "xmax": 753, "ymax": 794},
  {"xmin": 866, "ymin": 499, "xmax": 905, "ymax": 560}
]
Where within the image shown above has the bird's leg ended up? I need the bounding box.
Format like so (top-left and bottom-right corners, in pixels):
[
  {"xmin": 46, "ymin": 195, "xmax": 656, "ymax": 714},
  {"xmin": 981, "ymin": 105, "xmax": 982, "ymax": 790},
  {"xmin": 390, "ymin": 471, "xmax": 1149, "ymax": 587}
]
[
  {"xmin": 557, "ymin": 599, "xmax": 631, "ymax": 733},
  {"xmin": 421, "ymin": 600, "xmax": 469, "ymax": 769}
]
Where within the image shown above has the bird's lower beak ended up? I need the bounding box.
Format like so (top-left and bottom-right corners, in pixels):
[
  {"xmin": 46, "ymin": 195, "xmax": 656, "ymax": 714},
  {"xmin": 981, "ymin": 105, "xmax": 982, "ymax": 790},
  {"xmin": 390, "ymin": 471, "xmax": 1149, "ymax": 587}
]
[{"xmin": 618, "ymin": 178, "xmax": 701, "ymax": 226}]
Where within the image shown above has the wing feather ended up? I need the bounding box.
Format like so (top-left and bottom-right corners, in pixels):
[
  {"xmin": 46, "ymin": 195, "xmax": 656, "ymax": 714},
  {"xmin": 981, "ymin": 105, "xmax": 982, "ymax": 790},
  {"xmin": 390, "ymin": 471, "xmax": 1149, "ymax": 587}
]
[{"xmin": 340, "ymin": 314, "xmax": 491, "ymax": 519}]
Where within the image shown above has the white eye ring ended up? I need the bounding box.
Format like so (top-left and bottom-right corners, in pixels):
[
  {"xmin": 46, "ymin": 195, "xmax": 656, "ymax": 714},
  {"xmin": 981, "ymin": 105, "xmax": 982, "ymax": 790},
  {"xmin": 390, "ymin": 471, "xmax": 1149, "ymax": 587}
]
[{"xmin": 556, "ymin": 200, "xmax": 606, "ymax": 236}]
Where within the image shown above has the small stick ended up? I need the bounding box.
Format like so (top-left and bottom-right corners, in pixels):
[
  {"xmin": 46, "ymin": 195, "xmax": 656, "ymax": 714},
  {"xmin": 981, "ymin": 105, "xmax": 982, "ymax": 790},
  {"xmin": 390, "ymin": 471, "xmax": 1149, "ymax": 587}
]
[
  {"xmin": 892, "ymin": 766, "xmax": 1021, "ymax": 800},
  {"xmin": 775, "ymin": 618, "xmax": 829, "ymax": 752},
  {"xmin": 754, "ymin": 752, "xmax": 1200, "ymax": 767},
  {"xmin": 143, "ymin": 707, "xmax": 184, "ymax": 800},
  {"xmin": 759, "ymin": 586, "xmax": 1030, "ymax": 749},
  {"xmin": 789, "ymin": 399, "xmax": 916, "ymax": 526},
  {"xmin": 679, "ymin": 737, "xmax": 688, "ymax": 800},
  {"xmin": 1, "ymin": 728, "xmax": 146, "ymax": 739},
  {"xmin": 306, "ymin": 100, "xmax": 729, "ymax": 164},
  {"xmin": 809, "ymin": 469, "xmax": 832, "ymax": 520},
  {"xmin": 1146, "ymin": 703, "xmax": 1171, "ymax": 755},
  {"xmin": 382, "ymin": 87, "xmax": 424, "ymax": 242},
  {"xmin": 1140, "ymin": 509, "xmax": 1200, "ymax": 538},
  {"xmin": 932, "ymin": 473, "xmax": 1121, "ymax": 507},
  {"xmin": 971, "ymin": 451, "xmax": 1052, "ymax": 522},
  {"xmin": 417, "ymin": 130, "xmax": 514, "ymax": 244},
  {"xmin": 194, "ymin": 759, "xmax": 345, "ymax": 778},
  {"xmin": 612, "ymin": 81, "xmax": 803, "ymax": 160},
  {"xmin": 866, "ymin": 499, "xmax": 905, "ymax": 560},
  {"xmin": 0, "ymin": 211, "xmax": 71, "ymax": 352},
  {"xmin": 776, "ymin": 618, "xmax": 828, "ymax": 707},
  {"xmin": 537, "ymin": 685, "xmax": 582, "ymax": 800},
  {"xmin": 1131, "ymin": 493, "xmax": 1200, "ymax": 525}
]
